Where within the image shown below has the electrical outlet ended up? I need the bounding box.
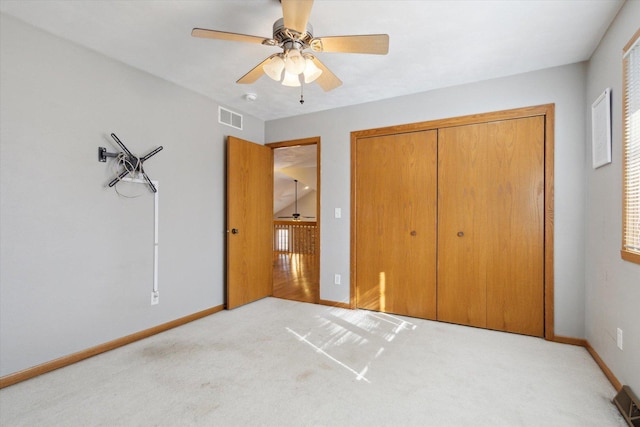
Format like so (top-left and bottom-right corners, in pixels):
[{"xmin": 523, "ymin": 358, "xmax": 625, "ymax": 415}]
[
  {"xmin": 151, "ymin": 291, "xmax": 159, "ymax": 305},
  {"xmin": 616, "ymin": 328, "xmax": 623, "ymax": 350},
  {"xmin": 334, "ymin": 274, "xmax": 341, "ymax": 285}
]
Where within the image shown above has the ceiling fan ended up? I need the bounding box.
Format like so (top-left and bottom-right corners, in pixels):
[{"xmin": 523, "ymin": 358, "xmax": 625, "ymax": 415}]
[
  {"xmin": 191, "ymin": 0, "xmax": 389, "ymax": 93},
  {"xmin": 278, "ymin": 179, "xmax": 315, "ymax": 220}
]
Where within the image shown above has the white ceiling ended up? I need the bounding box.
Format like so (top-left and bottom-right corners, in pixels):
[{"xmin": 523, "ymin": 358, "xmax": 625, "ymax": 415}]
[
  {"xmin": 273, "ymin": 144, "xmax": 317, "ymax": 214},
  {"xmin": 0, "ymin": 0, "xmax": 624, "ymax": 122}
]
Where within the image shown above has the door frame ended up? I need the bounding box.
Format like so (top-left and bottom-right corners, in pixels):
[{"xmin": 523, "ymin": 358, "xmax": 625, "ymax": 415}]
[
  {"xmin": 350, "ymin": 104, "xmax": 556, "ymax": 339},
  {"xmin": 267, "ymin": 137, "xmax": 321, "ymax": 304}
]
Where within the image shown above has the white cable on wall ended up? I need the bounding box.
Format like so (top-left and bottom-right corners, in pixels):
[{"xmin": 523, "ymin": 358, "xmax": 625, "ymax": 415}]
[{"xmin": 122, "ymin": 176, "xmax": 159, "ymax": 305}]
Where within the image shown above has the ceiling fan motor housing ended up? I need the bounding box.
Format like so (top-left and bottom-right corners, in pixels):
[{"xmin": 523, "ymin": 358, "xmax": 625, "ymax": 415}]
[{"xmin": 272, "ymin": 17, "xmax": 314, "ymax": 49}]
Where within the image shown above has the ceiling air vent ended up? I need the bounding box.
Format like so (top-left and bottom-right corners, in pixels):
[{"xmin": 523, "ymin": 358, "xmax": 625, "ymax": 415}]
[{"xmin": 219, "ymin": 106, "xmax": 243, "ymax": 130}]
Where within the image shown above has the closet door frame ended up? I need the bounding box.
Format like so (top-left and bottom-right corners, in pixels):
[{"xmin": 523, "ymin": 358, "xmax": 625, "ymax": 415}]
[{"xmin": 350, "ymin": 104, "xmax": 556, "ymax": 340}]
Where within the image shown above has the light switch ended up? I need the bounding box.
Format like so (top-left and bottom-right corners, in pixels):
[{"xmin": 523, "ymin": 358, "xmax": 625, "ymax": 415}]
[{"xmin": 335, "ymin": 208, "xmax": 342, "ymax": 218}]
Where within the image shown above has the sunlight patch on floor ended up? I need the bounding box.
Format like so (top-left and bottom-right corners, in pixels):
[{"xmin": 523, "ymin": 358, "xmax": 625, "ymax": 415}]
[
  {"xmin": 286, "ymin": 306, "xmax": 418, "ymax": 382},
  {"xmin": 286, "ymin": 327, "xmax": 371, "ymax": 383}
]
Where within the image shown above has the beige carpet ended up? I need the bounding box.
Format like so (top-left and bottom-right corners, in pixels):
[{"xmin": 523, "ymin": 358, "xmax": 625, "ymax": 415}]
[{"xmin": 0, "ymin": 297, "xmax": 626, "ymax": 426}]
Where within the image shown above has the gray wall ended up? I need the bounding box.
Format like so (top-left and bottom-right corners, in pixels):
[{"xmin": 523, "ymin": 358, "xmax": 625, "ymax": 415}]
[
  {"xmin": 0, "ymin": 14, "xmax": 263, "ymax": 376},
  {"xmin": 584, "ymin": 0, "xmax": 640, "ymax": 392},
  {"xmin": 267, "ymin": 63, "xmax": 588, "ymax": 338}
]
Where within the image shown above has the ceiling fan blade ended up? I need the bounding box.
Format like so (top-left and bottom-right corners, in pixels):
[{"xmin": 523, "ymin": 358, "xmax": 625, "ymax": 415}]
[
  {"xmin": 311, "ymin": 57, "xmax": 342, "ymax": 92},
  {"xmin": 282, "ymin": 0, "xmax": 314, "ymax": 34},
  {"xmin": 191, "ymin": 28, "xmax": 272, "ymax": 45},
  {"xmin": 237, "ymin": 55, "xmax": 278, "ymax": 84},
  {"xmin": 311, "ymin": 34, "xmax": 389, "ymax": 55}
]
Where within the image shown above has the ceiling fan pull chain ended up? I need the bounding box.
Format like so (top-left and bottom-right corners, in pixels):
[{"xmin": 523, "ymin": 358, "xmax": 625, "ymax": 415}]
[{"xmin": 300, "ymin": 82, "xmax": 305, "ymax": 104}]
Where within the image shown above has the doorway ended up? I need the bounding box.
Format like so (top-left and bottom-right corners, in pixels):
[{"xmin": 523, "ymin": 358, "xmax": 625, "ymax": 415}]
[{"xmin": 267, "ymin": 138, "xmax": 320, "ymax": 304}]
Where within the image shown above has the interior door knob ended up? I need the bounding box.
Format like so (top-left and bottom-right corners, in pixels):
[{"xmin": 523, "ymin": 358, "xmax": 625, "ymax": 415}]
[
  {"xmin": 231, "ymin": 228, "xmax": 240, "ymax": 234},
  {"xmin": 457, "ymin": 231, "xmax": 464, "ymax": 237},
  {"xmin": 410, "ymin": 230, "xmax": 417, "ymax": 236}
]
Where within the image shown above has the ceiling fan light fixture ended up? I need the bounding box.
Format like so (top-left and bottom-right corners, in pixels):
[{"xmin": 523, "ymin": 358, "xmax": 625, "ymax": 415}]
[
  {"xmin": 284, "ymin": 48, "xmax": 306, "ymax": 75},
  {"xmin": 303, "ymin": 57, "xmax": 322, "ymax": 83},
  {"xmin": 192, "ymin": 1, "xmax": 389, "ymax": 94},
  {"xmin": 263, "ymin": 55, "xmax": 285, "ymax": 81},
  {"xmin": 281, "ymin": 70, "xmax": 301, "ymax": 87}
]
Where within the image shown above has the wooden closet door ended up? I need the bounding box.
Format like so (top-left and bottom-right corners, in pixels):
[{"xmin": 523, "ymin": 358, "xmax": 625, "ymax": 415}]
[
  {"xmin": 355, "ymin": 131, "xmax": 437, "ymax": 319},
  {"xmin": 437, "ymin": 117, "xmax": 544, "ymax": 336}
]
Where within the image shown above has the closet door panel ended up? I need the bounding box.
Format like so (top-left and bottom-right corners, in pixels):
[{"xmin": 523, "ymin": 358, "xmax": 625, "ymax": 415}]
[
  {"xmin": 437, "ymin": 125, "xmax": 489, "ymax": 328},
  {"xmin": 355, "ymin": 131, "xmax": 437, "ymax": 319},
  {"xmin": 484, "ymin": 117, "xmax": 544, "ymax": 336},
  {"xmin": 437, "ymin": 117, "xmax": 544, "ymax": 336}
]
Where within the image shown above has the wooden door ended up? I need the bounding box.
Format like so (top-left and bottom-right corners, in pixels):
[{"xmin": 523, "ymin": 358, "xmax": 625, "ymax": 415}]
[
  {"xmin": 355, "ymin": 130, "xmax": 438, "ymax": 319},
  {"xmin": 226, "ymin": 136, "xmax": 273, "ymax": 309},
  {"xmin": 437, "ymin": 117, "xmax": 544, "ymax": 336}
]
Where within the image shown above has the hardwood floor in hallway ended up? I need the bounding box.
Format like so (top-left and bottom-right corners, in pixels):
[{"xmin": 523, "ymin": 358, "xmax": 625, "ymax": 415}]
[{"xmin": 272, "ymin": 252, "xmax": 318, "ymax": 304}]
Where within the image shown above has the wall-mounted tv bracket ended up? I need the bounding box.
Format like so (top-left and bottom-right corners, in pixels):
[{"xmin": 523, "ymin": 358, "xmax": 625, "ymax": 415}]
[{"xmin": 99, "ymin": 133, "xmax": 163, "ymax": 193}]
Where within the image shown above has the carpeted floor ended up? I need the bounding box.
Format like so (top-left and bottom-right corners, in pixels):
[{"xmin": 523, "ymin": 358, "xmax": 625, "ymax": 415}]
[{"xmin": 0, "ymin": 297, "xmax": 626, "ymax": 426}]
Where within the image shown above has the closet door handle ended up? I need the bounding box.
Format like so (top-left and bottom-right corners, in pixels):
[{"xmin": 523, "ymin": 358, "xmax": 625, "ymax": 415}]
[
  {"xmin": 231, "ymin": 228, "xmax": 240, "ymax": 234},
  {"xmin": 457, "ymin": 231, "xmax": 464, "ymax": 237}
]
